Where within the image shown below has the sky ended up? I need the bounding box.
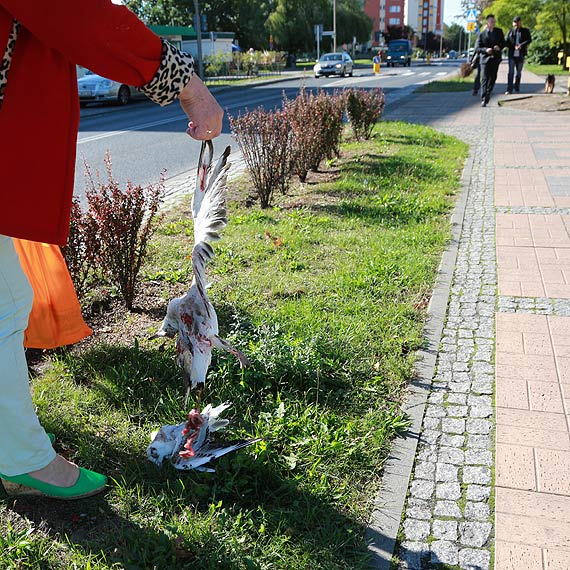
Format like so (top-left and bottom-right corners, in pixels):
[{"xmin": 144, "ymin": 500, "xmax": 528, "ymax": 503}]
[{"xmin": 444, "ymin": 0, "xmax": 465, "ymax": 25}]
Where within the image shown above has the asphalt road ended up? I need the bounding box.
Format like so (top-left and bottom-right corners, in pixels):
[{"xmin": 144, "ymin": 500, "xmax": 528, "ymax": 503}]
[{"xmin": 74, "ymin": 60, "xmax": 462, "ymax": 199}]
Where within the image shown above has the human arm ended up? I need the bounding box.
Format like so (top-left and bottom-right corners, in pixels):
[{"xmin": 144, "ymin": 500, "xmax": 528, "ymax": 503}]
[{"xmin": 0, "ymin": 0, "xmax": 222, "ymax": 138}]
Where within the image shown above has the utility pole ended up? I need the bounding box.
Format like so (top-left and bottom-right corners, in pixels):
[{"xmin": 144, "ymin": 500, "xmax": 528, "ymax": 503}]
[
  {"xmin": 193, "ymin": 0, "xmax": 204, "ymax": 78},
  {"xmin": 333, "ymin": 0, "xmax": 337, "ymax": 52}
]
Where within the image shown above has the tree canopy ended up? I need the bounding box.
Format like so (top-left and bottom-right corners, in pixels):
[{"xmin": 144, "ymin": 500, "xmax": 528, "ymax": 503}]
[{"xmin": 125, "ymin": 0, "xmax": 371, "ymax": 52}]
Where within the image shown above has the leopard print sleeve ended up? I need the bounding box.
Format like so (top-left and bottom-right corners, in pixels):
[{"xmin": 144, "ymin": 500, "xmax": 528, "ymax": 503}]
[
  {"xmin": 0, "ymin": 20, "xmax": 21, "ymax": 110},
  {"xmin": 139, "ymin": 39, "xmax": 195, "ymax": 107}
]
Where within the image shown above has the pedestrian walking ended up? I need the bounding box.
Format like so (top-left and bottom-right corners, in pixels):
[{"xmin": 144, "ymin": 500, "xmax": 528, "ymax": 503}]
[
  {"xmin": 474, "ymin": 14, "xmax": 505, "ymax": 107},
  {"xmin": 0, "ymin": 0, "xmax": 223, "ymax": 500},
  {"xmin": 505, "ymin": 16, "xmax": 532, "ymax": 94}
]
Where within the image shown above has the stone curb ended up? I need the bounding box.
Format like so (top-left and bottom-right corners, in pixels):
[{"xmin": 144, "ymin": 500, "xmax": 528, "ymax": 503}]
[{"xmin": 365, "ymin": 142, "xmax": 475, "ymax": 568}]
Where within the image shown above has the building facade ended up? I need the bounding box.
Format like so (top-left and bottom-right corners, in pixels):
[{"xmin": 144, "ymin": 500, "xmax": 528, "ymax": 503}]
[
  {"xmin": 364, "ymin": 0, "xmax": 443, "ymax": 46},
  {"xmin": 405, "ymin": 0, "xmax": 443, "ymax": 38}
]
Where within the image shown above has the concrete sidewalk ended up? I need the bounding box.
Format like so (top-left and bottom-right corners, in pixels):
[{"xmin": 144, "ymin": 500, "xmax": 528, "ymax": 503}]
[{"xmin": 379, "ymin": 65, "xmax": 570, "ymax": 569}]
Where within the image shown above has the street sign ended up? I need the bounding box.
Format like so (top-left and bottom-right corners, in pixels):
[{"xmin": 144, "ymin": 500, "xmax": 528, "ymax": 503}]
[
  {"xmin": 466, "ymin": 21, "xmax": 476, "ymax": 32},
  {"xmin": 465, "ymin": 9, "xmax": 478, "ymax": 22},
  {"xmin": 322, "ymin": 31, "xmax": 336, "ymax": 37},
  {"xmin": 314, "ymin": 24, "xmax": 323, "ymax": 41}
]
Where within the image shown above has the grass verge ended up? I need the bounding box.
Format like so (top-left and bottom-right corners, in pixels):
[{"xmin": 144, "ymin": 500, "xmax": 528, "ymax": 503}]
[
  {"xmin": 416, "ymin": 74, "xmax": 475, "ymax": 93},
  {"xmin": 526, "ymin": 63, "xmax": 569, "ymax": 77},
  {"xmin": 1, "ymin": 121, "xmax": 467, "ymax": 569}
]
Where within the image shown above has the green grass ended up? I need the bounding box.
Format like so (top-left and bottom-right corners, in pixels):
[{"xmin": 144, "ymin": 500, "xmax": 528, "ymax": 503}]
[
  {"xmin": 416, "ymin": 74, "xmax": 474, "ymax": 93},
  {"xmin": 0, "ymin": 122, "xmax": 468, "ymax": 569},
  {"xmin": 526, "ymin": 63, "xmax": 570, "ymax": 77},
  {"xmin": 205, "ymin": 73, "xmax": 290, "ymax": 87}
]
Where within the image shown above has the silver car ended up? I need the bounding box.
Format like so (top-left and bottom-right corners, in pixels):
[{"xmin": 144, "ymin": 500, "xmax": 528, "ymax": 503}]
[
  {"xmin": 77, "ymin": 68, "xmax": 146, "ymax": 106},
  {"xmin": 314, "ymin": 52, "xmax": 354, "ymax": 78}
]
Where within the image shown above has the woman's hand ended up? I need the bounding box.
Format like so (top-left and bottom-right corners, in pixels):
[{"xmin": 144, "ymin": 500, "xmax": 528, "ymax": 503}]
[{"xmin": 179, "ymin": 75, "xmax": 223, "ymax": 140}]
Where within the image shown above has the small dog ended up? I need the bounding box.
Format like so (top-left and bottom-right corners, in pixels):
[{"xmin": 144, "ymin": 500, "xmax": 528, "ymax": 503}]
[{"xmin": 545, "ymin": 74, "xmax": 555, "ymax": 94}]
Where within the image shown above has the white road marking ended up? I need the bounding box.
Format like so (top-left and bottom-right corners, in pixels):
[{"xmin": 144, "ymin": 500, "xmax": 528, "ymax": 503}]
[
  {"xmin": 77, "ymin": 93, "xmax": 283, "ymax": 145},
  {"xmin": 436, "ymin": 72, "xmax": 448, "ymax": 76}
]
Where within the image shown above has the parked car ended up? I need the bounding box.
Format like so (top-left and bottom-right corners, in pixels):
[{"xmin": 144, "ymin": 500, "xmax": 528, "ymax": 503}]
[
  {"xmin": 314, "ymin": 52, "xmax": 353, "ymax": 78},
  {"xmin": 77, "ymin": 68, "xmax": 146, "ymax": 106},
  {"xmin": 386, "ymin": 40, "xmax": 413, "ymax": 67},
  {"xmin": 447, "ymin": 50, "xmax": 458, "ymax": 59}
]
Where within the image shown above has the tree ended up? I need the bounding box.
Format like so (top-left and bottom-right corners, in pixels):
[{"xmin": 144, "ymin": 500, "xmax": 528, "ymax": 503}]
[
  {"xmin": 335, "ymin": 0, "xmax": 373, "ymax": 44},
  {"xmin": 536, "ymin": 0, "xmax": 570, "ymax": 66},
  {"xmin": 383, "ymin": 24, "xmax": 413, "ymax": 43},
  {"xmin": 125, "ymin": 0, "xmax": 193, "ymax": 25},
  {"xmin": 483, "ymin": 0, "xmax": 541, "ymax": 30},
  {"xmin": 266, "ymin": 0, "xmax": 371, "ymax": 52},
  {"xmin": 444, "ymin": 22, "xmax": 464, "ymax": 51}
]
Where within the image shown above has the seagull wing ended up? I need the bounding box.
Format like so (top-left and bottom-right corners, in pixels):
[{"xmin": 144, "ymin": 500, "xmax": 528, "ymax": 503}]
[
  {"xmin": 193, "ymin": 146, "xmax": 231, "ymax": 245},
  {"xmin": 192, "ymin": 140, "xmax": 213, "ymax": 220},
  {"xmin": 172, "ymin": 438, "xmax": 262, "ymax": 471}
]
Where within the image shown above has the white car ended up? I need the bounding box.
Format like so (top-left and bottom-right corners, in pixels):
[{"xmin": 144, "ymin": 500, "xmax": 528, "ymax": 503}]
[
  {"xmin": 314, "ymin": 53, "xmax": 354, "ymax": 78},
  {"xmin": 77, "ymin": 68, "xmax": 146, "ymax": 106}
]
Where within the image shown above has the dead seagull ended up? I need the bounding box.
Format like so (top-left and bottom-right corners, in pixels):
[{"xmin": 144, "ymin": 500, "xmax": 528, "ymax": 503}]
[
  {"xmin": 147, "ymin": 402, "xmax": 261, "ymax": 471},
  {"xmin": 151, "ymin": 142, "xmax": 249, "ymax": 407}
]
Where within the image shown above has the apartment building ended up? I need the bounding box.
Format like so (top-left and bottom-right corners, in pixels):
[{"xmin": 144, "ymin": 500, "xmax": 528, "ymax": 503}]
[{"xmin": 365, "ymin": 0, "xmax": 443, "ymax": 45}]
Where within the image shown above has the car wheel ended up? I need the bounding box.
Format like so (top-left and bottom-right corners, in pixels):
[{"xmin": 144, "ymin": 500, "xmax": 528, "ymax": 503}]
[
  {"xmin": 349, "ymin": 67, "xmax": 353, "ymax": 77},
  {"xmin": 117, "ymin": 85, "xmax": 131, "ymax": 106}
]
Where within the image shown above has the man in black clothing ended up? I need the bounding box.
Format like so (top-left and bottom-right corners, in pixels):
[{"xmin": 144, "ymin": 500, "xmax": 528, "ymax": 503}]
[
  {"xmin": 474, "ymin": 14, "xmax": 505, "ymax": 107},
  {"xmin": 505, "ymin": 16, "xmax": 532, "ymax": 94}
]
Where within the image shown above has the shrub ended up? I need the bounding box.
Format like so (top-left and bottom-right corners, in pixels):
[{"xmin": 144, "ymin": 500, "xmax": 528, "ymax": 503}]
[
  {"xmin": 229, "ymin": 107, "xmax": 291, "ymax": 208},
  {"xmin": 345, "ymin": 88, "xmax": 385, "ymax": 140},
  {"xmin": 284, "ymin": 90, "xmax": 345, "ymax": 182},
  {"xmin": 314, "ymin": 90, "xmax": 345, "ymax": 161},
  {"xmin": 85, "ymin": 153, "xmax": 164, "ymax": 310},
  {"xmin": 60, "ymin": 198, "xmax": 101, "ymax": 299}
]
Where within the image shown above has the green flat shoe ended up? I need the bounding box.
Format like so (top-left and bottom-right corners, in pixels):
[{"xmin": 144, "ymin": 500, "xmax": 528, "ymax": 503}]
[{"xmin": 0, "ymin": 468, "xmax": 107, "ymax": 500}]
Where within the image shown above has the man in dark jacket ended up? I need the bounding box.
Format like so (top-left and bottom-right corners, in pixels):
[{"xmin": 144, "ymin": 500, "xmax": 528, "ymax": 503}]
[
  {"xmin": 474, "ymin": 14, "xmax": 505, "ymax": 107},
  {"xmin": 505, "ymin": 15, "xmax": 532, "ymax": 94}
]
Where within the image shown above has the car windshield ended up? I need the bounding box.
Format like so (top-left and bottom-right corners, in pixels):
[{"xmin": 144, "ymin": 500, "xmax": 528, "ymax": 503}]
[
  {"xmin": 320, "ymin": 54, "xmax": 342, "ymax": 61},
  {"xmin": 389, "ymin": 45, "xmax": 407, "ymax": 52}
]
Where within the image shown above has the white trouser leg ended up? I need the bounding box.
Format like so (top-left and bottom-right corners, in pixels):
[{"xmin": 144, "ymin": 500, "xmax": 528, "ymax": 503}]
[{"xmin": 0, "ymin": 235, "xmax": 55, "ymax": 476}]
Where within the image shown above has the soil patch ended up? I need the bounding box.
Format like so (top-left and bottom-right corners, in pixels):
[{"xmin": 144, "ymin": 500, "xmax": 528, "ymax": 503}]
[{"xmin": 499, "ymin": 94, "xmax": 570, "ymax": 112}]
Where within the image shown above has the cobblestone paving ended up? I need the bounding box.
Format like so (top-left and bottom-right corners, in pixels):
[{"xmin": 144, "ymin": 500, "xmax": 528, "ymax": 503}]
[
  {"xmin": 496, "ymin": 206, "xmax": 570, "ymax": 216},
  {"xmin": 498, "ymin": 295, "xmax": 570, "ymax": 315},
  {"xmin": 397, "ymin": 112, "xmax": 496, "ymax": 570}
]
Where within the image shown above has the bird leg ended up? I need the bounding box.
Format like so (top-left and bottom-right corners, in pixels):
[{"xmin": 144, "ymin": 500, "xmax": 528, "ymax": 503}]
[
  {"xmin": 194, "ymin": 382, "xmax": 205, "ymax": 412},
  {"xmin": 213, "ymin": 335, "xmax": 250, "ymax": 367}
]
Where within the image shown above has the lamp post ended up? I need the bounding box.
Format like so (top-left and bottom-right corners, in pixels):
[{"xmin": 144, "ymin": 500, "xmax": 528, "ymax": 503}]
[
  {"xmin": 333, "ymin": 0, "xmax": 337, "ymax": 52},
  {"xmin": 193, "ymin": 0, "xmax": 204, "ymax": 78}
]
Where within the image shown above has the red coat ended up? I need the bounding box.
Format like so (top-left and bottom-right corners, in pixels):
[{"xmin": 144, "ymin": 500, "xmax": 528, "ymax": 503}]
[{"xmin": 0, "ymin": 1, "xmax": 163, "ymax": 245}]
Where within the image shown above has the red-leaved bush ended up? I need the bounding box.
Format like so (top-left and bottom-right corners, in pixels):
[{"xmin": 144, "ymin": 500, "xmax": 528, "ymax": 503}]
[
  {"xmin": 85, "ymin": 153, "xmax": 164, "ymax": 310},
  {"xmin": 60, "ymin": 198, "xmax": 101, "ymax": 299},
  {"xmin": 229, "ymin": 107, "xmax": 291, "ymax": 208},
  {"xmin": 345, "ymin": 88, "xmax": 385, "ymax": 140},
  {"xmin": 284, "ymin": 89, "xmax": 344, "ymax": 182}
]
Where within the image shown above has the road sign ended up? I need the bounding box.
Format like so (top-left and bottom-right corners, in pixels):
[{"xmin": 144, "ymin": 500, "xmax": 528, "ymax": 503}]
[
  {"xmin": 314, "ymin": 24, "xmax": 323, "ymax": 41},
  {"xmin": 465, "ymin": 8, "xmax": 478, "ymax": 22},
  {"xmin": 466, "ymin": 21, "xmax": 476, "ymax": 32}
]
